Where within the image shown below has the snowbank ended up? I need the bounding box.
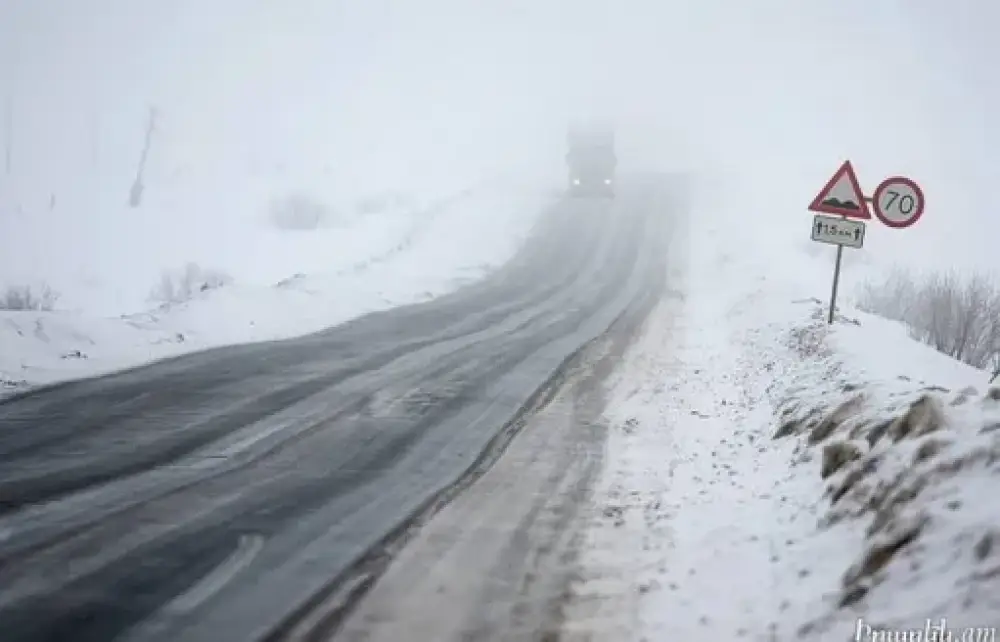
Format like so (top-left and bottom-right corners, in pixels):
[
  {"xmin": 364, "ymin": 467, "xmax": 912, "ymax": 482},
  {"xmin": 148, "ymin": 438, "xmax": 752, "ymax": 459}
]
[
  {"xmin": 0, "ymin": 182, "xmax": 549, "ymax": 393},
  {"xmin": 567, "ymin": 215, "xmax": 1000, "ymax": 641},
  {"xmin": 771, "ymin": 303, "xmax": 1000, "ymax": 638},
  {"xmin": 0, "ymin": 183, "xmax": 469, "ymax": 316}
]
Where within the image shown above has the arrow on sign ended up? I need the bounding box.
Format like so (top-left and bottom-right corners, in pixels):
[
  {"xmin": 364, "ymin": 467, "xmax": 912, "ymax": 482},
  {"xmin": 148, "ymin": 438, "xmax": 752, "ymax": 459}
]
[{"xmin": 808, "ymin": 160, "xmax": 871, "ymax": 219}]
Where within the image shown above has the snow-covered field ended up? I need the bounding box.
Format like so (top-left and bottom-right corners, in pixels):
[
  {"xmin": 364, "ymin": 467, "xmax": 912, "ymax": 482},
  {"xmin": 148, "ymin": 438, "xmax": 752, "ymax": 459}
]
[
  {"xmin": 0, "ymin": 182, "xmax": 549, "ymax": 393},
  {"xmin": 2, "ymin": 1, "xmax": 568, "ymax": 396},
  {"xmin": 566, "ymin": 206, "xmax": 1000, "ymax": 641}
]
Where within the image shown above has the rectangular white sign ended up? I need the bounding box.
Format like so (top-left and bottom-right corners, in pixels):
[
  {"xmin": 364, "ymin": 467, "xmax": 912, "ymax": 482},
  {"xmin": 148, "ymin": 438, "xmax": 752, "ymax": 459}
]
[{"xmin": 811, "ymin": 214, "xmax": 865, "ymax": 249}]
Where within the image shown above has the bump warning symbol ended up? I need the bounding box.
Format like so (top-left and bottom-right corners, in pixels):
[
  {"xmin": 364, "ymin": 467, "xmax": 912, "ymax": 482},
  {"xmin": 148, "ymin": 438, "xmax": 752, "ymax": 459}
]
[{"xmin": 808, "ymin": 160, "xmax": 871, "ymax": 219}]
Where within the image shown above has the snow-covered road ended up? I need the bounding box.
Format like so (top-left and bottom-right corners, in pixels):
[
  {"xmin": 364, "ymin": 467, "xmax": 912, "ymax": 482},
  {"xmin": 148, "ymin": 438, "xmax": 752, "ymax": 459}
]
[
  {"xmin": 5, "ymin": 0, "xmax": 999, "ymax": 639},
  {"xmin": 0, "ymin": 180, "xmax": 671, "ymax": 642}
]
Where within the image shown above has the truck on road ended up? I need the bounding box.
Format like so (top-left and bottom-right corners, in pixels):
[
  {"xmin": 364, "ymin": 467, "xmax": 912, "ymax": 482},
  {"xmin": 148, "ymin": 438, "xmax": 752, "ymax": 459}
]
[{"xmin": 565, "ymin": 126, "xmax": 616, "ymax": 198}]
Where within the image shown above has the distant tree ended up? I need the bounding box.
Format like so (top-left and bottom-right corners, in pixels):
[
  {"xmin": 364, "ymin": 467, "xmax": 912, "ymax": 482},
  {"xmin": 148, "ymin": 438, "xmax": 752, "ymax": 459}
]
[
  {"xmin": 149, "ymin": 263, "xmax": 233, "ymax": 305},
  {"xmin": 858, "ymin": 269, "xmax": 1000, "ymax": 381},
  {"xmin": 0, "ymin": 284, "xmax": 59, "ymax": 311}
]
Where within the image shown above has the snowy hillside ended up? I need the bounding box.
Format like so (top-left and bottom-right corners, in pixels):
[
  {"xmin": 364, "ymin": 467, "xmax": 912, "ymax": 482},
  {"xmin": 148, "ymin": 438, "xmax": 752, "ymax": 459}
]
[
  {"xmin": 0, "ymin": 1, "xmax": 569, "ymax": 318},
  {"xmin": 0, "ymin": 183, "xmax": 549, "ymax": 392},
  {"xmin": 1, "ymin": 2, "xmax": 564, "ymax": 393},
  {"xmin": 564, "ymin": 198, "xmax": 1000, "ymax": 641}
]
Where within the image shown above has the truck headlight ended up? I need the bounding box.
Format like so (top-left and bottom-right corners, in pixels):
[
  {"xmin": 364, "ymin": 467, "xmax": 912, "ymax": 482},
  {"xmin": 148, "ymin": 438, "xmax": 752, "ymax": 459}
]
[{"xmin": 604, "ymin": 178, "xmax": 612, "ymax": 185}]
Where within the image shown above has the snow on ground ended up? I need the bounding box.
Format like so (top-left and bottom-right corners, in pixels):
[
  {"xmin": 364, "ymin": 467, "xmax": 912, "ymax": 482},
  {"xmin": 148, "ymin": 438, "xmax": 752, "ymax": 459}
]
[
  {"xmin": 0, "ymin": 181, "xmax": 549, "ymax": 393},
  {"xmin": 566, "ymin": 209, "xmax": 1000, "ymax": 641}
]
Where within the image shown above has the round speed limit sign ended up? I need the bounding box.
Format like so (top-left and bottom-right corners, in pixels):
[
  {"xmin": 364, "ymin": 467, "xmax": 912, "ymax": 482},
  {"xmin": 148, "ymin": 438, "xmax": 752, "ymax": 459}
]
[{"xmin": 873, "ymin": 176, "xmax": 924, "ymax": 228}]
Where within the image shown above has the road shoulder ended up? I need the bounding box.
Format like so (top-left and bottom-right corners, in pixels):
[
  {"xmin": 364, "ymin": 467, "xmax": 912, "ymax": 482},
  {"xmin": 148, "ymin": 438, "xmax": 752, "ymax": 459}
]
[{"xmin": 327, "ymin": 289, "xmax": 654, "ymax": 642}]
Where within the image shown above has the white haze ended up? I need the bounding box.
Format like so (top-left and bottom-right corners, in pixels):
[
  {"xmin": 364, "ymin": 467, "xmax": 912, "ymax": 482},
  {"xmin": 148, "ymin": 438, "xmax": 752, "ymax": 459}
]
[{"xmin": 1, "ymin": 0, "xmax": 997, "ymax": 313}]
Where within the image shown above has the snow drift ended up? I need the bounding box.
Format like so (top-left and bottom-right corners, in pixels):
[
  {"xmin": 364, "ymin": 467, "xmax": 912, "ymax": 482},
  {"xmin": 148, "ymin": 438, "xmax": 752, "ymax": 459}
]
[{"xmin": 1, "ymin": 182, "xmax": 549, "ymax": 394}]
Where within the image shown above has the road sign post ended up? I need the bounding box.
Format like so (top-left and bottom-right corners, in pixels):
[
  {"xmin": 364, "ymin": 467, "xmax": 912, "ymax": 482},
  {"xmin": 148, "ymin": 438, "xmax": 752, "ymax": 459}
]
[
  {"xmin": 807, "ymin": 162, "xmax": 925, "ymax": 325},
  {"xmin": 829, "ymin": 243, "xmax": 844, "ymax": 325},
  {"xmin": 809, "ymin": 162, "xmax": 870, "ymax": 325}
]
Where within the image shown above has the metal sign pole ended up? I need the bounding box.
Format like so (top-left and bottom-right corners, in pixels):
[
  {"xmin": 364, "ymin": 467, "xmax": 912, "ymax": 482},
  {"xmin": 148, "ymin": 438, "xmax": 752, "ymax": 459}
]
[{"xmin": 828, "ymin": 243, "xmax": 843, "ymax": 325}]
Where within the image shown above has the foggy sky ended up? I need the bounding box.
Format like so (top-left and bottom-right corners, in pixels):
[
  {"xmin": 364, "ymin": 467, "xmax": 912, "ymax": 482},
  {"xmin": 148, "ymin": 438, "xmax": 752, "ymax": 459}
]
[{"xmin": 1, "ymin": 0, "xmax": 998, "ymax": 284}]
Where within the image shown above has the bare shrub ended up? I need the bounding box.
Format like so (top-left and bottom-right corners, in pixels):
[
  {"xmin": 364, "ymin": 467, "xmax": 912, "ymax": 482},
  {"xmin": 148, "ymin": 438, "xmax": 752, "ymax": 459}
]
[
  {"xmin": 0, "ymin": 284, "xmax": 59, "ymax": 311},
  {"xmin": 149, "ymin": 263, "xmax": 232, "ymax": 305},
  {"xmin": 857, "ymin": 269, "xmax": 1000, "ymax": 379},
  {"xmin": 855, "ymin": 268, "xmax": 919, "ymax": 322},
  {"xmin": 268, "ymin": 193, "xmax": 333, "ymax": 230}
]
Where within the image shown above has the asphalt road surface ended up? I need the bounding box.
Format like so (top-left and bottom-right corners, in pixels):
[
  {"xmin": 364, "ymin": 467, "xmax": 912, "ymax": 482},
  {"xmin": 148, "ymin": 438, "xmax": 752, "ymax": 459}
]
[{"xmin": 0, "ymin": 176, "xmax": 678, "ymax": 642}]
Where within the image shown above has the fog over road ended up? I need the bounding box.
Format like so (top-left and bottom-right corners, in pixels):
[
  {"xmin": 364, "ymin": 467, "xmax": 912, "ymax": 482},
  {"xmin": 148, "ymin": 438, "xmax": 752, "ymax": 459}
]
[{"xmin": 0, "ymin": 177, "xmax": 679, "ymax": 642}]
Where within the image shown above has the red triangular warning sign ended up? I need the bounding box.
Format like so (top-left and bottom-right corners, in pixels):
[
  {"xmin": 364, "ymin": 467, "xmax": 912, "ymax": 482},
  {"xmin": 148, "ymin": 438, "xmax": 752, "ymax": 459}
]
[{"xmin": 808, "ymin": 160, "xmax": 871, "ymax": 219}]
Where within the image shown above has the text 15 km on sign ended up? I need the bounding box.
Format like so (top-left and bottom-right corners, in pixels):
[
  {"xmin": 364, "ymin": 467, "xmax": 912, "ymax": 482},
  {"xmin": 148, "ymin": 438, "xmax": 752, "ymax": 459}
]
[{"xmin": 811, "ymin": 214, "xmax": 865, "ymax": 249}]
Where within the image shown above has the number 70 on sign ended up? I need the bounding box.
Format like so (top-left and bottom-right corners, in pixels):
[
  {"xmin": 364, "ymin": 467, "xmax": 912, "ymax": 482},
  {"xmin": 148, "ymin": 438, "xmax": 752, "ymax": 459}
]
[
  {"xmin": 883, "ymin": 190, "xmax": 914, "ymax": 213},
  {"xmin": 873, "ymin": 176, "xmax": 924, "ymax": 228}
]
